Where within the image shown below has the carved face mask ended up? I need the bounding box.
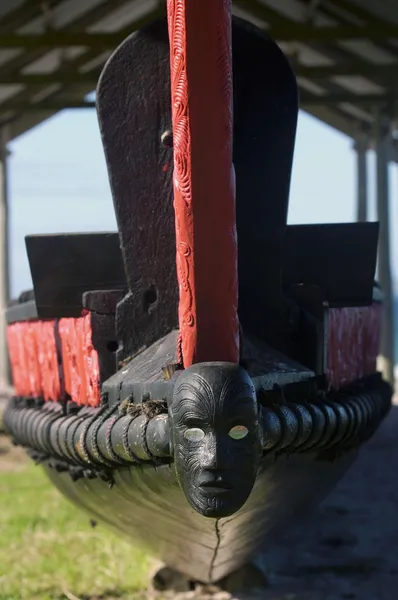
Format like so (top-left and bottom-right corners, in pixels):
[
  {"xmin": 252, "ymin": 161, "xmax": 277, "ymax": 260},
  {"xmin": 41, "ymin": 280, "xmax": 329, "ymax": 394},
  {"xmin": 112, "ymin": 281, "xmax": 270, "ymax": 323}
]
[{"xmin": 170, "ymin": 363, "xmax": 263, "ymax": 518}]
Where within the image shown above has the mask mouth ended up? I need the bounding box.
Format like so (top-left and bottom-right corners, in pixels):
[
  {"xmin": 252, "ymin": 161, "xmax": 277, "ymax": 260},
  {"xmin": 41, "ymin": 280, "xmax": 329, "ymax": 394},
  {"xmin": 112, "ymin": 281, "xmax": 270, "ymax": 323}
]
[
  {"xmin": 199, "ymin": 485, "xmax": 232, "ymax": 495},
  {"xmin": 198, "ymin": 474, "xmax": 234, "ymax": 493}
]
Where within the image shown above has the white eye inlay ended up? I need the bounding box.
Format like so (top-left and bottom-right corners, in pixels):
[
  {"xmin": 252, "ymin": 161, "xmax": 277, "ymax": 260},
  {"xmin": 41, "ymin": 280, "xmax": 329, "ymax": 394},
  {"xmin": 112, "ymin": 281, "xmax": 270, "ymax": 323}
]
[
  {"xmin": 228, "ymin": 425, "xmax": 249, "ymax": 440},
  {"xmin": 184, "ymin": 427, "xmax": 205, "ymax": 442}
]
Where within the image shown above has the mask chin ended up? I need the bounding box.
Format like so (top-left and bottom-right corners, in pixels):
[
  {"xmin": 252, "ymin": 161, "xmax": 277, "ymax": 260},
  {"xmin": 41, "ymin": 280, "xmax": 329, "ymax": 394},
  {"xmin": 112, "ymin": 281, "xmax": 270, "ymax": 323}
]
[
  {"xmin": 187, "ymin": 490, "xmax": 238, "ymax": 519},
  {"xmin": 177, "ymin": 464, "xmax": 258, "ymax": 518}
]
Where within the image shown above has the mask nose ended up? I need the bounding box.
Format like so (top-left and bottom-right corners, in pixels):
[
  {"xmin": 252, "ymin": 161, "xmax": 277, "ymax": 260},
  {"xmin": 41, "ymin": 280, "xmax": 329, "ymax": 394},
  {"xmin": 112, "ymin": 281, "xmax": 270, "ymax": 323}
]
[
  {"xmin": 199, "ymin": 432, "xmax": 231, "ymax": 472},
  {"xmin": 200, "ymin": 432, "xmax": 218, "ymax": 470}
]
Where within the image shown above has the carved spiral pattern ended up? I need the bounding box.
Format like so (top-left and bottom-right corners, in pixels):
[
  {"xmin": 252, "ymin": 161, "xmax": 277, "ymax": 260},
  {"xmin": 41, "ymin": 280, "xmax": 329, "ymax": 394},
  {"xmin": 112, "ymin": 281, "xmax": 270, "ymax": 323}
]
[
  {"xmin": 167, "ymin": 0, "xmax": 239, "ymax": 366},
  {"xmin": 259, "ymin": 377, "xmax": 391, "ymax": 453},
  {"xmin": 4, "ymin": 398, "xmax": 170, "ymax": 472},
  {"xmin": 216, "ymin": 0, "xmax": 233, "ymax": 152},
  {"xmin": 4, "ymin": 375, "xmax": 391, "ymax": 475},
  {"xmin": 167, "ymin": 0, "xmax": 195, "ymax": 343}
]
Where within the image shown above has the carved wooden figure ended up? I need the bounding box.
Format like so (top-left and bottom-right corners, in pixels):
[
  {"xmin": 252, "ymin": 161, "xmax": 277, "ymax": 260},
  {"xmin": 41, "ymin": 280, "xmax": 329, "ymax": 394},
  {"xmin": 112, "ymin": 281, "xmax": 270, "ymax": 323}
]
[
  {"xmin": 170, "ymin": 363, "xmax": 263, "ymax": 518},
  {"xmin": 3, "ymin": 0, "xmax": 392, "ymax": 586}
]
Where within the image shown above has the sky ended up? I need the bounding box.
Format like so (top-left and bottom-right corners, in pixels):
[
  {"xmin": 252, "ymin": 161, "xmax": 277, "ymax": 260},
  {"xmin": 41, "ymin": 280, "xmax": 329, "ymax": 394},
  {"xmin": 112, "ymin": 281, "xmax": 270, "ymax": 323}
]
[{"xmin": 7, "ymin": 108, "xmax": 398, "ymax": 299}]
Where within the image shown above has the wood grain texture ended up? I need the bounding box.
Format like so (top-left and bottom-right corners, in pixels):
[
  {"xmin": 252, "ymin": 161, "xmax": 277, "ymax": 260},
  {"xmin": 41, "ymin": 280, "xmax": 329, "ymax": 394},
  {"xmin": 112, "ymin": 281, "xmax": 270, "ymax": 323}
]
[
  {"xmin": 231, "ymin": 21, "xmax": 298, "ymax": 354},
  {"xmin": 97, "ymin": 20, "xmax": 179, "ymax": 366},
  {"xmin": 167, "ymin": 0, "xmax": 239, "ymax": 366},
  {"xmin": 25, "ymin": 233, "xmax": 126, "ymax": 319},
  {"xmin": 283, "ymin": 223, "xmax": 379, "ymax": 307},
  {"xmin": 96, "ymin": 16, "xmax": 299, "ymax": 365},
  {"xmin": 44, "ymin": 452, "xmax": 355, "ymax": 582}
]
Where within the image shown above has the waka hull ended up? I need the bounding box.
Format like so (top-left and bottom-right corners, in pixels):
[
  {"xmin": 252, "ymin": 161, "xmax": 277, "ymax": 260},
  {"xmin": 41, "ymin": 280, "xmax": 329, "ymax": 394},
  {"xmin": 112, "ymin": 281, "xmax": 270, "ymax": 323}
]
[
  {"xmin": 4, "ymin": 9, "xmax": 389, "ymax": 587},
  {"xmin": 44, "ymin": 452, "xmax": 355, "ymax": 583}
]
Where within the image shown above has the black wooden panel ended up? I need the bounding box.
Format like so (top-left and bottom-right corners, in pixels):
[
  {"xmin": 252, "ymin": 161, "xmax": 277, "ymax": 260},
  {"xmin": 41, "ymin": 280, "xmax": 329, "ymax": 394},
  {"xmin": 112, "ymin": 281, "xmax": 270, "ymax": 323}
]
[
  {"xmin": 25, "ymin": 233, "xmax": 127, "ymax": 319},
  {"xmin": 97, "ymin": 19, "xmax": 178, "ymax": 365},
  {"xmin": 232, "ymin": 19, "xmax": 299, "ymax": 344},
  {"xmin": 283, "ymin": 222, "xmax": 379, "ymax": 307},
  {"xmin": 97, "ymin": 17, "xmax": 299, "ymax": 362},
  {"xmin": 83, "ymin": 291, "xmax": 125, "ymax": 383}
]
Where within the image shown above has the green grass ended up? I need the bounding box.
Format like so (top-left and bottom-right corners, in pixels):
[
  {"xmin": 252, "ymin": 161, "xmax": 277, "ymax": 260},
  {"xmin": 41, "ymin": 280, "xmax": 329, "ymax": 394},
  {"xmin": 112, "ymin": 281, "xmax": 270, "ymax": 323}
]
[{"xmin": 0, "ymin": 436, "xmax": 152, "ymax": 600}]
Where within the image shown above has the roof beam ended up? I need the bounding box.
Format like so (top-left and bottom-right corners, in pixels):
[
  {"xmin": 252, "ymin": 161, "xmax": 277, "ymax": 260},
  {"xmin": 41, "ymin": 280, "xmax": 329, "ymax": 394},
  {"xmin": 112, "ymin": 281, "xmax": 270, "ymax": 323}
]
[
  {"xmin": 282, "ymin": 23, "xmax": 398, "ymax": 43},
  {"xmin": 0, "ymin": 23, "xmax": 397, "ymax": 49},
  {"xmin": 296, "ymin": 63, "xmax": 398, "ymax": 80},
  {"xmin": 0, "ymin": 92, "xmax": 395, "ymax": 112},
  {"xmin": 0, "ymin": 63, "xmax": 396, "ymax": 86},
  {"xmin": 6, "ymin": 100, "xmax": 97, "ymax": 110},
  {"xmin": 233, "ymin": 0, "xmax": 398, "ymax": 42},
  {"xmin": 0, "ymin": 72, "xmax": 101, "ymax": 85},
  {"xmin": 300, "ymin": 93, "xmax": 396, "ymax": 106}
]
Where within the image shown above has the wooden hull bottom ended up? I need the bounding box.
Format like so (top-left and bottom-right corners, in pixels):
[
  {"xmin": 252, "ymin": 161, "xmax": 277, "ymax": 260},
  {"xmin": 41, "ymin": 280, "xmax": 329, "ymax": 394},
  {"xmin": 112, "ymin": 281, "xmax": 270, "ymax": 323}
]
[{"xmin": 44, "ymin": 452, "xmax": 356, "ymax": 582}]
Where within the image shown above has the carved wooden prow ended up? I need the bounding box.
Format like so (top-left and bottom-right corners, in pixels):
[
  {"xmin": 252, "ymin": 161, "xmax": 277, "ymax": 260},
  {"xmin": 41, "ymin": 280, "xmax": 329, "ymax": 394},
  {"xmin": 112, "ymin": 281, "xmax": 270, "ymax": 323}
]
[
  {"xmin": 97, "ymin": 10, "xmax": 298, "ymax": 365},
  {"xmin": 167, "ymin": 0, "xmax": 239, "ymax": 365}
]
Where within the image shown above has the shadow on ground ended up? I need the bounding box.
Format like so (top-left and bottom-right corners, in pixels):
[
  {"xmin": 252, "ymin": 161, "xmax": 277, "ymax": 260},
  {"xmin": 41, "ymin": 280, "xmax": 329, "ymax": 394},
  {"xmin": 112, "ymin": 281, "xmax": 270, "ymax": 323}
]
[{"xmin": 244, "ymin": 405, "xmax": 398, "ymax": 600}]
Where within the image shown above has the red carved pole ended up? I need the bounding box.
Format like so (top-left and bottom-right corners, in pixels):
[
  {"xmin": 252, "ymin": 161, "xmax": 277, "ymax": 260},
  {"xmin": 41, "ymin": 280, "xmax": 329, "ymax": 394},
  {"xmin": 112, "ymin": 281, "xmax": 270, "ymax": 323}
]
[{"xmin": 167, "ymin": 0, "xmax": 239, "ymax": 367}]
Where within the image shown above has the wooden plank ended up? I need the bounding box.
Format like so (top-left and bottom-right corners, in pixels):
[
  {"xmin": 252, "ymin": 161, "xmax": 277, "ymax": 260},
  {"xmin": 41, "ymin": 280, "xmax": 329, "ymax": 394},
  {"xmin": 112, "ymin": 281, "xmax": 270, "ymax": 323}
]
[
  {"xmin": 283, "ymin": 223, "xmax": 379, "ymax": 307},
  {"xmin": 25, "ymin": 233, "xmax": 127, "ymax": 319},
  {"xmin": 97, "ymin": 16, "xmax": 299, "ymax": 362}
]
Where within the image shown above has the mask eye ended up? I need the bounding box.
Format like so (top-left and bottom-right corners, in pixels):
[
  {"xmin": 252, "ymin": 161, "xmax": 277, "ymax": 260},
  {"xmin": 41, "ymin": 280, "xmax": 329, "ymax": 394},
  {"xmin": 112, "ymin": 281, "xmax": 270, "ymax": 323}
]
[
  {"xmin": 184, "ymin": 428, "xmax": 205, "ymax": 442},
  {"xmin": 228, "ymin": 425, "xmax": 249, "ymax": 440}
]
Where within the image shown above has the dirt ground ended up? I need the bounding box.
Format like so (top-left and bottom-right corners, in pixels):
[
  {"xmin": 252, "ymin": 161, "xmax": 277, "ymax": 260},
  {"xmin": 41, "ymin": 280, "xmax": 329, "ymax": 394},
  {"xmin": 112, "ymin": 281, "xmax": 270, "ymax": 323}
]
[{"xmin": 238, "ymin": 404, "xmax": 398, "ymax": 600}]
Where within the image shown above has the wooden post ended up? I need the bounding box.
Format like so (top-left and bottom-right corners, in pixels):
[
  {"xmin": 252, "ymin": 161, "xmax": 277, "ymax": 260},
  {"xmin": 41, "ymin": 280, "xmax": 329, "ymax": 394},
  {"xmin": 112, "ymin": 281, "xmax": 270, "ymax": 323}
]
[
  {"xmin": 375, "ymin": 111, "xmax": 395, "ymax": 386},
  {"xmin": 354, "ymin": 133, "xmax": 368, "ymax": 223},
  {"xmin": 167, "ymin": 0, "xmax": 239, "ymax": 366},
  {"xmin": 0, "ymin": 141, "xmax": 10, "ymax": 390}
]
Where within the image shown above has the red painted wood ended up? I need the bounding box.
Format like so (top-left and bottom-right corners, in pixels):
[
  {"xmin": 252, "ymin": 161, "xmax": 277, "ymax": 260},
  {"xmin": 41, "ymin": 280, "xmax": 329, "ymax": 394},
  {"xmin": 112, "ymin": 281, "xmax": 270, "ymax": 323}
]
[
  {"xmin": 7, "ymin": 321, "xmax": 61, "ymax": 400},
  {"xmin": 36, "ymin": 321, "xmax": 61, "ymax": 401},
  {"xmin": 59, "ymin": 314, "xmax": 101, "ymax": 407},
  {"xmin": 327, "ymin": 303, "xmax": 381, "ymax": 390},
  {"xmin": 8, "ymin": 315, "xmax": 100, "ymax": 405},
  {"xmin": 167, "ymin": 0, "xmax": 240, "ymax": 366},
  {"xmin": 7, "ymin": 323, "xmax": 30, "ymax": 397}
]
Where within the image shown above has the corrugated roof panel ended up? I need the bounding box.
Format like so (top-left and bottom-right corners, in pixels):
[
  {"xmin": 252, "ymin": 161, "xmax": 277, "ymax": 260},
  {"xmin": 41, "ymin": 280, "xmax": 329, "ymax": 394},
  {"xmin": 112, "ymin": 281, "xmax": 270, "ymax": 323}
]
[
  {"xmin": 0, "ymin": 0, "xmax": 24, "ymax": 20},
  {"xmin": 49, "ymin": 0, "xmax": 107, "ymax": 28},
  {"xmin": 0, "ymin": 0, "xmax": 394, "ymax": 149},
  {"xmin": 232, "ymin": 5, "xmax": 268, "ymax": 29},
  {"xmin": 321, "ymin": 0, "xmax": 363, "ymax": 25},
  {"xmin": 294, "ymin": 44, "xmax": 335, "ymax": 66},
  {"xmin": 30, "ymin": 84, "xmax": 63, "ymax": 104},
  {"xmin": 88, "ymin": 0, "xmax": 158, "ymax": 33},
  {"xmin": 331, "ymin": 76, "xmax": 385, "ymax": 94},
  {"xmin": 22, "ymin": 48, "xmax": 87, "ymax": 74},
  {"xmin": 79, "ymin": 51, "xmax": 113, "ymax": 73},
  {"xmin": 260, "ymin": 0, "xmax": 307, "ymax": 22},
  {"xmin": 338, "ymin": 103, "xmax": 373, "ymax": 123},
  {"xmin": 0, "ymin": 49, "xmax": 23, "ymax": 68},
  {"xmin": 21, "ymin": 48, "xmax": 88, "ymax": 74},
  {"xmin": 347, "ymin": 0, "xmax": 398, "ymax": 24},
  {"xmin": 338, "ymin": 40, "xmax": 398, "ymax": 64},
  {"xmin": 297, "ymin": 77, "xmax": 327, "ymax": 95},
  {"xmin": 0, "ymin": 84, "xmax": 24, "ymax": 102},
  {"xmin": 18, "ymin": 0, "xmax": 106, "ymax": 33},
  {"xmin": 260, "ymin": 0, "xmax": 335, "ymax": 25}
]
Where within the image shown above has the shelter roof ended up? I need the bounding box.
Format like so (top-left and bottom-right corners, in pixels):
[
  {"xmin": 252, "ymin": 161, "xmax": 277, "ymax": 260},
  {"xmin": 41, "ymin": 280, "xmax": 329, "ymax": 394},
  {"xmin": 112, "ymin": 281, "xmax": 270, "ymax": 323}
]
[{"xmin": 0, "ymin": 0, "xmax": 396, "ymax": 158}]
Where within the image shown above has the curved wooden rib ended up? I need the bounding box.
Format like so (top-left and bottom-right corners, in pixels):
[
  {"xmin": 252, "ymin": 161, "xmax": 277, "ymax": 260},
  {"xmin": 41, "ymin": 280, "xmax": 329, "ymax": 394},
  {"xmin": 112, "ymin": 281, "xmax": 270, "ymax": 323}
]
[{"xmin": 167, "ymin": 0, "xmax": 239, "ymax": 366}]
